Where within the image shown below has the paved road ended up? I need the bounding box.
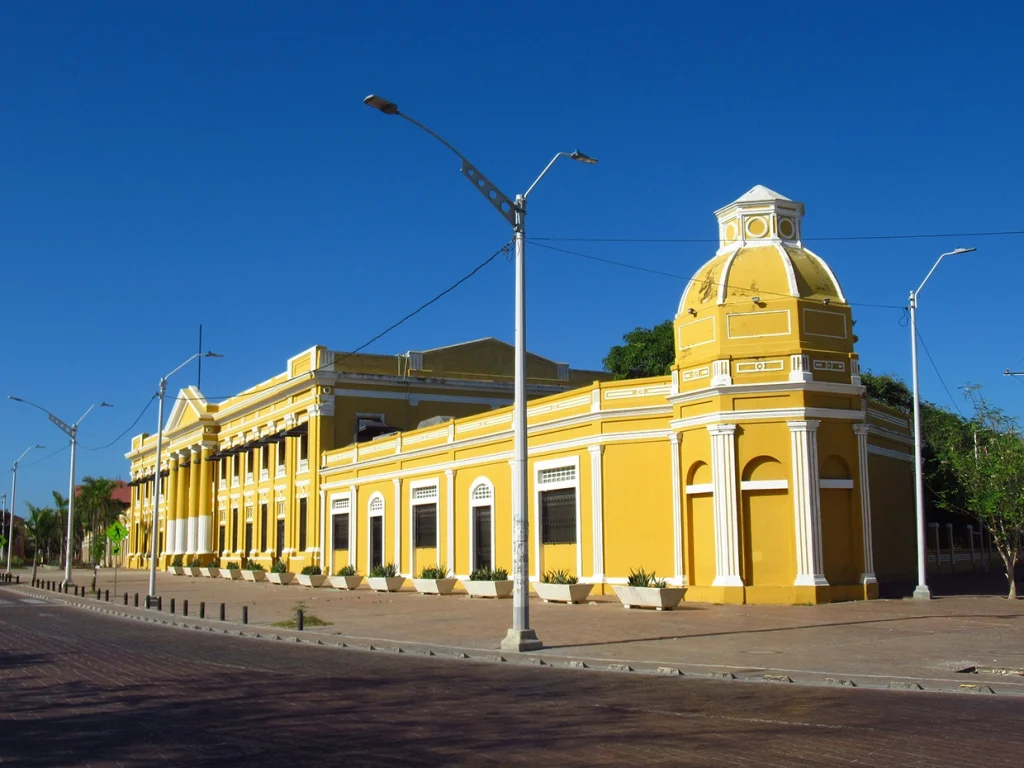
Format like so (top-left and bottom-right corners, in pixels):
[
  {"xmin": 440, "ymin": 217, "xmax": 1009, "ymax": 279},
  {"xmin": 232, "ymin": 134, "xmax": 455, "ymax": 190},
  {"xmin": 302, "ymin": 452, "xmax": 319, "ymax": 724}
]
[{"xmin": 1, "ymin": 589, "xmax": 1021, "ymax": 767}]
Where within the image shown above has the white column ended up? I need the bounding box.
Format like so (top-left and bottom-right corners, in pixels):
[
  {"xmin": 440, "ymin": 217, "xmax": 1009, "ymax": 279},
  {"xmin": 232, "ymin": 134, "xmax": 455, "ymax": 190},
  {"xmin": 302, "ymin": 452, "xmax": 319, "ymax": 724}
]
[
  {"xmin": 852, "ymin": 424, "xmax": 876, "ymax": 585},
  {"xmin": 707, "ymin": 423, "xmax": 742, "ymax": 587},
  {"xmin": 186, "ymin": 447, "xmax": 201, "ymax": 555},
  {"xmin": 445, "ymin": 469, "xmax": 455, "ymax": 570},
  {"xmin": 588, "ymin": 445, "xmax": 605, "ymax": 582},
  {"xmin": 789, "ymin": 420, "xmax": 828, "ymax": 587},
  {"xmin": 392, "ymin": 478, "xmax": 402, "ymax": 568},
  {"xmin": 349, "ymin": 486, "xmax": 358, "ymax": 569},
  {"xmin": 668, "ymin": 432, "xmax": 685, "ymax": 586},
  {"xmin": 175, "ymin": 451, "xmax": 188, "ymax": 555},
  {"xmin": 319, "ymin": 489, "xmax": 326, "ymax": 570}
]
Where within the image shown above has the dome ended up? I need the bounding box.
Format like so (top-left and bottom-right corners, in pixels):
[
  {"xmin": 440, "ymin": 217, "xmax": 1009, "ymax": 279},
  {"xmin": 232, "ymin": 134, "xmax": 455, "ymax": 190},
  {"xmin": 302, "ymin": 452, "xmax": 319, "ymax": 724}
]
[{"xmin": 678, "ymin": 186, "xmax": 846, "ymax": 315}]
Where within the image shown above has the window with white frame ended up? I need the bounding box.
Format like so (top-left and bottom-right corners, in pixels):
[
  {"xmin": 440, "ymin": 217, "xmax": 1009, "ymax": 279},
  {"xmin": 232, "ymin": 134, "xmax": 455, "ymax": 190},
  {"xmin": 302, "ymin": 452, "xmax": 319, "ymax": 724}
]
[
  {"xmin": 277, "ymin": 441, "xmax": 286, "ymax": 473},
  {"xmin": 332, "ymin": 497, "xmax": 351, "ymax": 550},
  {"xmin": 538, "ymin": 463, "xmax": 578, "ymax": 545},
  {"xmin": 412, "ymin": 484, "xmax": 438, "ymax": 548}
]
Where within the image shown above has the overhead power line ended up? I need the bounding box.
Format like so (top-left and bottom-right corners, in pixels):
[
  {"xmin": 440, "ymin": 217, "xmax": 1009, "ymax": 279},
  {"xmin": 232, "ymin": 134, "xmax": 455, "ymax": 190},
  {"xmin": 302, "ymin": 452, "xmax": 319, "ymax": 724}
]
[
  {"xmin": 82, "ymin": 395, "xmax": 157, "ymax": 451},
  {"xmin": 528, "ymin": 240, "xmax": 904, "ymax": 310},
  {"xmin": 915, "ymin": 328, "xmax": 964, "ymax": 417},
  {"xmin": 529, "ymin": 229, "xmax": 1024, "ymax": 245}
]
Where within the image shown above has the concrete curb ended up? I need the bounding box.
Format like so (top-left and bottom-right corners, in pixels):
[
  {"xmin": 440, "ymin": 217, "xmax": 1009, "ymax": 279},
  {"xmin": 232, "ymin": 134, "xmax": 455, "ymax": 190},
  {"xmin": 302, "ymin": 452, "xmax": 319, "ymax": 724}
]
[{"xmin": 6, "ymin": 583, "xmax": 1023, "ymax": 698}]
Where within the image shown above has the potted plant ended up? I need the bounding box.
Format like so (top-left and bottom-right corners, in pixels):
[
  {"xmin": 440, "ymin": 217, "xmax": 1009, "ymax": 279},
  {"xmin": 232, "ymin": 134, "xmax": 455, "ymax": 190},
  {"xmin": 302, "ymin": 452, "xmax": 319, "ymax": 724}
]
[
  {"xmin": 199, "ymin": 557, "xmax": 221, "ymax": 578},
  {"xmin": 613, "ymin": 567, "xmax": 687, "ymax": 611},
  {"xmin": 167, "ymin": 555, "xmax": 185, "ymax": 576},
  {"xmin": 185, "ymin": 557, "xmax": 203, "ymax": 577},
  {"xmin": 267, "ymin": 559, "xmax": 295, "ymax": 585},
  {"xmin": 412, "ymin": 563, "xmax": 458, "ymax": 595},
  {"xmin": 220, "ymin": 561, "xmax": 242, "ymax": 579},
  {"xmin": 297, "ymin": 564, "xmax": 328, "ymax": 588},
  {"xmin": 463, "ymin": 567, "xmax": 514, "ymax": 599},
  {"xmin": 329, "ymin": 565, "xmax": 363, "ymax": 590},
  {"xmin": 241, "ymin": 560, "xmax": 267, "ymax": 582},
  {"xmin": 534, "ymin": 569, "xmax": 593, "ymax": 604},
  {"xmin": 366, "ymin": 562, "xmax": 405, "ymax": 593}
]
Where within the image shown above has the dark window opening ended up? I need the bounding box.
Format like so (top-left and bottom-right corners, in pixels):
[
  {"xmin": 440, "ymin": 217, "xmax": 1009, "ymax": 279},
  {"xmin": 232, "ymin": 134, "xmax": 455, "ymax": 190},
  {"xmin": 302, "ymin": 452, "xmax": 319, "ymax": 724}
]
[
  {"xmin": 260, "ymin": 504, "xmax": 268, "ymax": 551},
  {"xmin": 414, "ymin": 503, "xmax": 437, "ymax": 548},
  {"xmin": 332, "ymin": 513, "xmax": 350, "ymax": 550},
  {"xmin": 541, "ymin": 488, "xmax": 576, "ymax": 544},
  {"xmin": 298, "ymin": 497, "xmax": 308, "ymax": 552}
]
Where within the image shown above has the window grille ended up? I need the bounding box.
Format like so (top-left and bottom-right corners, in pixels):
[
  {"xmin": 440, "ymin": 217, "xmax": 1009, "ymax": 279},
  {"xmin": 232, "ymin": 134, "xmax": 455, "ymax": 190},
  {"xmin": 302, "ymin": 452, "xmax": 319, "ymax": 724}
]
[
  {"xmin": 414, "ymin": 502, "xmax": 437, "ymax": 548},
  {"xmin": 538, "ymin": 466, "xmax": 575, "ymax": 484},
  {"xmin": 370, "ymin": 496, "xmax": 384, "ymax": 514},
  {"xmin": 471, "ymin": 483, "xmax": 493, "ymax": 502},
  {"xmin": 541, "ymin": 488, "xmax": 577, "ymax": 544},
  {"xmin": 332, "ymin": 513, "xmax": 350, "ymax": 549},
  {"xmin": 332, "ymin": 498, "xmax": 350, "ymax": 511}
]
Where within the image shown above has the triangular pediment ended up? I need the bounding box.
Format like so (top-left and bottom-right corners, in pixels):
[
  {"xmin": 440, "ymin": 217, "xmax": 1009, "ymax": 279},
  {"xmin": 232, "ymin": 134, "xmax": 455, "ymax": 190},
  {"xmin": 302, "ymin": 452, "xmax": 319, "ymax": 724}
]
[
  {"xmin": 165, "ymin": 386, "xmax": 210, "ymax": 433},
  {"xmin": 418, "ymin": 337, "xmax": 561, "ymax": 380}
]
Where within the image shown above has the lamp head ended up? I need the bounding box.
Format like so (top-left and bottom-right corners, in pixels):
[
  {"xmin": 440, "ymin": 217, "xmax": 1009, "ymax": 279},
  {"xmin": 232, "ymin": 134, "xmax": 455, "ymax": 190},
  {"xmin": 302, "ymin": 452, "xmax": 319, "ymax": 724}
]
[
  {"xmin": 8, "ymin": 396, "xmax": 22, "ymax": 402},
  {"xmin": 752, "ymin": 296, "xmax": 761, "ymax": 304},
  {"xmin": 570, "ymin": 150, "xmax": 598, "ymax": 164},
  {"xmin": 952, "ymin": 247, "xmax": 976, "ymax": 255},
  {"xmin": 35, "ymin": 444, "xmax": 45, "ymax": 449},
  {"xmin": 100, "ymin": 402, "xmax": 113, "ymax": 408},
  {"xmin": 363, "ymin": 94, "xmax": 399, "ymax": 115},
  {"xmin": 203, "ymin": 351, "xmax": 224, "ymax": 358}
]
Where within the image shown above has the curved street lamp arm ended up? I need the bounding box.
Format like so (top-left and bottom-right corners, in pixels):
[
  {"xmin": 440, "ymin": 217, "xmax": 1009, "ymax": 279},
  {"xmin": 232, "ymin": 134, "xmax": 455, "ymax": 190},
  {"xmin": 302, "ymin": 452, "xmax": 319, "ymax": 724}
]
[
  {"xmin": 76, "ymin": 401, "xmax": 113, "ymax": 428},
  {"xmin": 12, "ymin": 444, "xmax": 43, "ymax": 471},
  {"xmin": 523, "ymin": 152, "xmax": 574, "ymax": 201}
]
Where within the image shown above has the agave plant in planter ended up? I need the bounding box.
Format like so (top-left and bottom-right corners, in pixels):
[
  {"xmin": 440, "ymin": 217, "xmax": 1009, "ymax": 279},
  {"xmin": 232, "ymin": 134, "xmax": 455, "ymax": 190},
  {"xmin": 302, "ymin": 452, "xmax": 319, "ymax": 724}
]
[
  {"xmin": 267, "ymin": 559, "xmax": 294, "ymax": 585},
  {"xmin": 613, "ymin": 567, "xmax": 687, "ymax": 611},
  {"xmin": 463, "ymin": 567, "xmax": 514, "ymax": 599},
  {"xmin": 167, "ymin": 555, "xmax": 185, "ymax": 576},
  {"xmin": 366, "ymin": 562, "xmax": 406, "ymax": 593},
  {"xmin": 534, "ymin": 569, "xmax": 593, "ymax": 604},
  {"xmin": 184, "ymin": 557, "xmax": 203, "ymax": 577},
  {"xmin": 412, "ymin": 564, "xmax": 458, "ymax": 595},
  {"xmin": 221, "ymin": 561, "xmax": 242, "ymax": 579},
  {"xmin": 297, "ymin": 565, "xmax": 328, "ymax": 588},
  {"xmin": 329, "ymin": 565, "xmax": 363, "ymax": 590},
  {"xmin": 241, "ymin": 560, "xmax": 267, "ymax": 582},
  {"xmin": 199, "ymin": 557, "xmax": 221, "ymax": 578}
]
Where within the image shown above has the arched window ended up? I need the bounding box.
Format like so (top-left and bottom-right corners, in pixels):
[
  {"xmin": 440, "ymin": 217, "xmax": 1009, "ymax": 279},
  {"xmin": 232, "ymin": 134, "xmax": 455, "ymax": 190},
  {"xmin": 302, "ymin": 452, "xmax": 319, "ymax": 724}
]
[{"xmin": 469, "ymin": 478, "xmax": 495, "ymax": 571}]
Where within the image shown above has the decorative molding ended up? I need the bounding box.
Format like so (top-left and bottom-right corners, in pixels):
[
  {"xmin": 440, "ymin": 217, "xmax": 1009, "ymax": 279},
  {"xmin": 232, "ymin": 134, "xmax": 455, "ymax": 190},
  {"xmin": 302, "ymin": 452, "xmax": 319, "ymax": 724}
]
[
  {"xmin": 867, "ymin": 444, "xmax": 914, "ymax": 463},
  {"xmin": 682, "ymin": 366, "xmax": 710, "ymax": 383},
  {"xmin": 708, "ymin": 423, "xmax": 742, "ymax": 587},
  {"xmin": 813, "ymin": 360, "xmax": 845, "ymax": 373},
  {"xmin": 736, "ymin": 359, "xmax": 785, "ymax": 374},
  {"xmin": 789, "ymin": 354, "xmax": 812, "ymax": 383},
  {"xmin": 789, "ymin": 420, "xmax": 828, "ymax": 587},
  {"xmin": 740, "ymin": 479, "xmax": 788, "ymax": 491},
  {"xmin": 604, "ymin": 384, "xmax": 672, "ymax": 400},
  {"xmin": 711, "ymin": 359, "xmax": 732, "ymax": 387},
  {"xmin": 685, "ymin": 483, "xmax": 713, "ymax": 495},
  {"xmin": 672, "ymin": 406, "xmax": 862, "ymax": 431}
]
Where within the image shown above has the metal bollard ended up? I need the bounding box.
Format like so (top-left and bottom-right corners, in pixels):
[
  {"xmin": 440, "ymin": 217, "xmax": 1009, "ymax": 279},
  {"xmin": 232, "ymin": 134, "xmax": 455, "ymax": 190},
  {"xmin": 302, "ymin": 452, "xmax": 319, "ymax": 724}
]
[
  {"xmin": 96, "ymin": 589, "xmax": 102, "ymax": 600},
  {"xmin": 219, "ymin": 603, "xmax": 225, "ymax": 621},
  {"xmin": 297, "ymin": 608, "xmax": 304, "ymax": 632},
  {"xmin": 170, "ymin": 598, "xmax": 175, "ymax": 615},
  {"xmin": 183, "ymin": 599, "xmax": 188, "ymax": 617},
  {"xmin": 124, "ymin": 592, "xmax": 129, "ymax": 606},
  {"xmin": 200, "ymin": 601, "xmax": 205, "ymax": 619},
  {"xmin": 15, "ymin": 575, "xmax": 19, "ymax": 585},
  {"xmin": 242, "ymin": 606, "xmax": 248, "ymax": 625},
  {"xmin": 157, "ymin": 596, "xmax": 162, "ymax": 612},
  {"xmin": 64, "ymin": 583, "xmax": 68, "ymax": 594},
  {"xmin": 105, "ymin": 590, "xmax": 109, "ymax": 602},
  {"xmin": 145, "ymin": 595, "xmax": 151, "ymax": 609},
  {"xmin": 134, "ymin": 592, "xmax": 139, "ymax": 607}
]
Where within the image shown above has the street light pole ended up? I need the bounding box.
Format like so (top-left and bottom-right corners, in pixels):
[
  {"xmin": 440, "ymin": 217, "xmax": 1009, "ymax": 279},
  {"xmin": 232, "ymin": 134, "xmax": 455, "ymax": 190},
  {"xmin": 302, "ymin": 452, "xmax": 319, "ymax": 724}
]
[
  {"xmin": 148, "ymin": 351, "xmax": 223, "ymax": 598},
  {"xmin": 7, "ymin": 397, "xmax": 113, "ymax": 585},
  {"xmin": 8, "ymin": 445, "xmax": 44, "ymax": 573},
  {"xmin": 363, "ymin": 94, "xmax": 596, "ymax": 651},
  {"xmin": 908, "ymin": 246, "xmax": 975, "ymax": 600}
]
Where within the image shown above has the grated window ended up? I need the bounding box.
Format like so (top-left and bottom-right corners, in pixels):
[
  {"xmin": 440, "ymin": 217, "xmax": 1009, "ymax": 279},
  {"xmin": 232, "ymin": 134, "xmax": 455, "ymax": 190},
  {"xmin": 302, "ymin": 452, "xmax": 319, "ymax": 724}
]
[
  {"xmin": 332, "ymin": 498, "xmax": 350, "ymax": 512},
  {"xmin": 538, "ymin": 466, "xmax": 576, "ymax": 485},
  {"xmin": 471, "ymin": 483, "xmax": 493, "ymax": 502},
  {"xmin": 412, "ymin": 485, "xmax": 438, "ymax": 501},
  {"xmin": 369, "ymin": 495, "xmax": 384, "ymax": 514}
]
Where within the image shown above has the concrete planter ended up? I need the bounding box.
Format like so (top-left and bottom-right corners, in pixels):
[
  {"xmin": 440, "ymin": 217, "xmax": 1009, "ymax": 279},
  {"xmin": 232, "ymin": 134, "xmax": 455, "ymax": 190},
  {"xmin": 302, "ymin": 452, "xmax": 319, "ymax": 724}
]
[
  {"xmin": 613, "ymin": 585, "xmax": 687, "ymax": 611},
  {"xmin": 534, "ymin": 582, "xmax": 593, "ymax": 604},
  {"xmin": 220, "ymin": 568, "xmax": 242, "ymax": 579},
  {"xmin": 328, "ymin": 575, "xmax": 363, "ymax": 590},
  {"xmin": 184, "ymin": 567, "xmax": 202, "ymax": 577},
  {"xmin": 167, "ymin": 566, "xmax": 185, "ymax": 576},
  {"xmin": 367, "ymin": 576, "xmax": 406, "ymax": 593},
  {"xmin": 412, "ymin": 578, "xmax": 458, "ymax": 595},
  {"xmin": 267, "ymin": 572, "xmax": 295, "ymax": 585},
  {"xmin": 199, "ymin": 567, "xmax": 220, "ymax": 578},
  {"xmin": 297, "ymin": 574, "xmax": 328, "ymax": 588},
  {"xmin": 241, "ymin": 570, "xmax": 267, "ymax": 582},
  {"xmin": 463, "ymin": 579, "xmax": 514, "ymax": 599}
]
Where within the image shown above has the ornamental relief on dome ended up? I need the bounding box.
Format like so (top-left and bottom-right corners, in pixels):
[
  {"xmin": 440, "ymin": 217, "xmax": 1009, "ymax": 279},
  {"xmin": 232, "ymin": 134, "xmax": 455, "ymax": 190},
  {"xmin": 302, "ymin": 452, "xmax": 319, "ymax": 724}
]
[{"xmin": 697, "ymin": 267, "xmax": 718, "ymax": 303}]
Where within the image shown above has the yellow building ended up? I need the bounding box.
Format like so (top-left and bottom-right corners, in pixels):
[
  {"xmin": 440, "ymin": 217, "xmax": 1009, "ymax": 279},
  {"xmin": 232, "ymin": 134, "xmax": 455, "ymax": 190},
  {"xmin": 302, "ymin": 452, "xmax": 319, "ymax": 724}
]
[
  {"xmin": 123, "ymin": 341, "xmax": 607, "ymax": 571},
  {"xmin": 318, "ymin": 186, "xmax": 916, "ymax": 604}
]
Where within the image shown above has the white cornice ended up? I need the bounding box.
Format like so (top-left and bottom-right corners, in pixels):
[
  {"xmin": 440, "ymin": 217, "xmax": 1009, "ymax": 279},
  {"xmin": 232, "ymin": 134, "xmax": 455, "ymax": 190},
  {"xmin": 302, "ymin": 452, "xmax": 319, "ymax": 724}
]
[
  {"xmin": 672, "ymin": 407, "xmax": 863, "ymax": 430},
  {"xmin": 668, "ymin": 379, "xmax": 865, "ymax": 405}
]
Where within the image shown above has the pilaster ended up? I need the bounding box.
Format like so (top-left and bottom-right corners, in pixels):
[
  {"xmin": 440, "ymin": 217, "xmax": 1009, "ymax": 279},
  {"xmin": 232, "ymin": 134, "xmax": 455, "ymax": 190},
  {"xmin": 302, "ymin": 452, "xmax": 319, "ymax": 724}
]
[
  {"xmin": 445, "ymin": 469, "xmax": 456, "ymax": 570},
  {"xmin": 187, "ymin": 446, "xmax": 201, "ymax": 555},
  {"xmin": 588, "ymin": 445, "xmax": 605, "ymax": 581},
  {"xmin": 711, "ymin": 359, "xmax": 732, "ymax": 387},
  {"xmin": 852, "ymin": 424, "xmax": 877, "ymax": 589},
  {"xmin": 668, "ymin": 432, "xmax": 685, "ymax": 585},
  {"xmin": 707, "ymin": 423, "xmax": 743, "ymax": 587},
  {"xmin": 789, "ymin": 420, "xmax": 828, "ymax": 588},
  {"xmin": 392, "ymin": 478, "xmax": 402, "ymax": 568},
  {"xmin": 789, "ymin": 354, "xmax": 813, "ymax": 383}
]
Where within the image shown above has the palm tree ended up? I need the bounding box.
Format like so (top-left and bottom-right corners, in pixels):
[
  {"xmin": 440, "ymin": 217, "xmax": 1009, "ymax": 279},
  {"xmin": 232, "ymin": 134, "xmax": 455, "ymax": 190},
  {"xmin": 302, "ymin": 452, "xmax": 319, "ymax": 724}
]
[
  {"xmin": 24, "ymin": 503, "xmax": 57, "ymax": 583},
  {"xmin": 77, "ymin": 477, "xmax": 120, "ymax": 565}
]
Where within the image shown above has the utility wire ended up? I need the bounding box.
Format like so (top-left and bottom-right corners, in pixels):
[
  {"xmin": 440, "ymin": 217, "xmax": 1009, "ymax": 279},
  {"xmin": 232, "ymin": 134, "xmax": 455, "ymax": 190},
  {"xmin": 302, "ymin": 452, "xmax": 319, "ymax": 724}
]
[
  {"xmin": 24, "ymin": 443, "xmax": 69, "ymax": 468},
  {"xmin": 530, "ymin": 229, "xmax": 1024, "ymax": 244},
  {"xmin": 915, "ymin": 328, "xmax": 964, "ymax": 417},
  {"xmin": 82, "ymin": 395, "xmax": 157, "ymax": 451},
  {"xmin": 174, "ymin": 240, "xmax": 514, "ymax": 404},
  {"xmin": 528, "ymin": 240, "xmax": 905, "ymax": 310}
]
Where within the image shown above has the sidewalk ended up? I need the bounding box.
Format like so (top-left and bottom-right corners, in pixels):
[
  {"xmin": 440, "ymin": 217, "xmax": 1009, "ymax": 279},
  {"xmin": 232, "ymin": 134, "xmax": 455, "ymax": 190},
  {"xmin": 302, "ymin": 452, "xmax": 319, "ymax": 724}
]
[{"xmin": 15, "ymin": 566, "xmax": 1024, "ymax": 696}]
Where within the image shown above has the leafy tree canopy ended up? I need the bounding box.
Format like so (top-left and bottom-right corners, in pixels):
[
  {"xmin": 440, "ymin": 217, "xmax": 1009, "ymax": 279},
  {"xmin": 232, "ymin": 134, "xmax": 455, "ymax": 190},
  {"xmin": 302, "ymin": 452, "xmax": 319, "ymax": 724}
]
[{"xmin": 603, "ymin": 320, "xmax": 675, "ymax": 380}]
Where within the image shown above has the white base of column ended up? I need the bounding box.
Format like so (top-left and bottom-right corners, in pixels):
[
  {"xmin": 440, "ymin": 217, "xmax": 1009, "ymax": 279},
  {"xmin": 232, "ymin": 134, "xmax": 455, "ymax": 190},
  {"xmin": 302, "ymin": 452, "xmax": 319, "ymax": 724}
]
[
  {"xmin": 197, "ymin": 515, "xmax": 212, "ymax": 555},
  {"xmin": 912, "ymin": 584, "xmax": 932, "ymax": 600},
  {"xmin": 794, "ymin": 574, "xmax": 829, "ymax": 587},
  {"xmin": 667, "ymin": 576, "xmax": 689, "ymax": 587},
  {"xmin": 712, "ymin": 574, "xmax": 744, "ymax": 587},
  {"xmin": 860, "ymin": 573, "xmax": 877, "ymax": 585},
  {"xmin": 166, "ymin": 520, "xmax": 178, "ymax": 555}
]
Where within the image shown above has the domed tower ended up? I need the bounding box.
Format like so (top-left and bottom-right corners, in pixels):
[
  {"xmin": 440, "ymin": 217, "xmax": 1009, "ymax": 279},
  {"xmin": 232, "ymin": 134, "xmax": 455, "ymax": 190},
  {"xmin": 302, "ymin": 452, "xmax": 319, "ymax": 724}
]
[
  {"xmin": 673, "ymin": 185, "xmax": 859, "ymax": 388},
  {"xmin": 670, "ymin": 186, "xmax": 878, "ymax": 606}
]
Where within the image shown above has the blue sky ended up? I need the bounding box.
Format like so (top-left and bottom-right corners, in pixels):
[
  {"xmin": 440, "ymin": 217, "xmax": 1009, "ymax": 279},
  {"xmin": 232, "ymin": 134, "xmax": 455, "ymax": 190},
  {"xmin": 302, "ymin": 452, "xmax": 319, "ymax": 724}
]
[{"xmin": 2, "ymin": 1, "xmax": 1022, "ymax": 514}]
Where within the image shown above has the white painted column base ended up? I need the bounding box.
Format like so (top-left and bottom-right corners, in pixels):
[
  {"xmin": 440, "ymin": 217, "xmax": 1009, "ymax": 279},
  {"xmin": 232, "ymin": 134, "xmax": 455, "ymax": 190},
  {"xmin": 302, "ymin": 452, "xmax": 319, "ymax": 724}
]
[
  {"xmin": 794, "ymin": 573, "xmax": 829, "ymax": 587},
  {"xmin": 166, "ymin": 520, "xmax": 179, "ymax": 555},
  {"xmin": 196, "ymin": 515, "xmax": 212, "ymax": 554},
  {"xmin": 860, "ymin": 573, "xmax": 878, "ymax": 585},
  {"xmin": 186, "ymin": 517, "xmax": 198, "ymax": 555}
]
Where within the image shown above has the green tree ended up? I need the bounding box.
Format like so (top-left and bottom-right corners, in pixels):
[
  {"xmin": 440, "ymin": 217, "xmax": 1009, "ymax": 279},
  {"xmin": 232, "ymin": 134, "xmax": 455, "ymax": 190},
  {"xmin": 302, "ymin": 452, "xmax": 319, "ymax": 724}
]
[
  {"xmin": 603, "ymin": 320, "xmax": 675, "ymax": 380},
  {"xmin": 77, "ymin": 477, "xmax": 120, "ymax": 565},
  {"xmin": 930, "ymin": 390, "xmax": 1024, "ymax": 598},
  {"xmin": 24, "ymin": 503, "xmax": 58, "ymax": 581}
]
